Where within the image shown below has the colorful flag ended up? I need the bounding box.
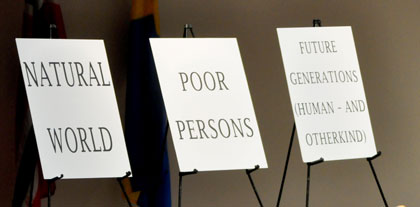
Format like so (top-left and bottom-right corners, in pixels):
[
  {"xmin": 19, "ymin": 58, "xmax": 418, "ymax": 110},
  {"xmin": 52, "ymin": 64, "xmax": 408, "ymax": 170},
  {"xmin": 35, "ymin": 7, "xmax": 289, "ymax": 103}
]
[
  {"xmin": 13, "ymin": 1, "xmax": 66, "ymax": 206},
  {"xmin": 123, "ymin": 0, "xmax": 171, "ymax": 206}
]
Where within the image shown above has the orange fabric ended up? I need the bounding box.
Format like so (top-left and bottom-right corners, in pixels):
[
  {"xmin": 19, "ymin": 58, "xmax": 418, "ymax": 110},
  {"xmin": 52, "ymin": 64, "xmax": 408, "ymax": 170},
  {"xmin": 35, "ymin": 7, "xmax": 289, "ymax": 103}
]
[
  {"xmin": 121, "ymin": 178, "xmax": 141, "ymax": 204},
  {"xmin": 131, "ymin": 0, "xmax": 160, "ymax": 35}
]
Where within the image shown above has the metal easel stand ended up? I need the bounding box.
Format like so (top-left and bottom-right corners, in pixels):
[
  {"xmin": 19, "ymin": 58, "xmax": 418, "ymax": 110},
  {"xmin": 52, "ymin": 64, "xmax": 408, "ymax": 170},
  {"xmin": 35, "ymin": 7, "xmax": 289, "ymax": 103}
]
[
  {"xmin": 178, "ymin": 24, "xmax": 265, "ymax": 207},
  {"xmin": 177, "ymin": 24, "xmax": 199, "ymax": 207},
  {"xmin": 178, "ymin": 166, "xmax": 265, "ymax": 207},
  {"xmin": 303, "ymin": 152, "xmax": 389, "ymax": 207},
  {"xmin": 277, "ymin": 19, "xmax": 390, "ymax": 207},
  {"xmin": 276, "ymin": 19, "xmax": 323, "ymax": 207},
  {"xmin": 117, "ymin": 171, "xmax": 133, "ymax": 207},
  {"xmin": 275, "ymin": 123, "xmax": 296, "ymax": 207},
  {"xmin": 178, "ymin": 169, "xmax": 198, "ymax": 207},
  {"xmin": 45, "ymin": 24, "xmax": 63, "ymax": 207},
  {"xmin": 273, "ymin": 123, "xmax": 323, "ymax": 207},
  {"xmin": 246, "ymin": 165, "xmax": 264, "ymax": 207},
  {"xmin": 47, "ymin": 174, "xmax": 63, "ymax": 207},
  {"xmin": 183, "ymin": 24, "xmax": 195, "ymax": 38},
  {"xmin": 367, "ymin": 151, "xmax": 389, "ymax": 207},
  {"xmin": 273, "ymin": 122, "xmax": 323, "ymax": 207},
  {"xmin": 305, "ymin": 158, "xmax": 324, "ymax": 207}
]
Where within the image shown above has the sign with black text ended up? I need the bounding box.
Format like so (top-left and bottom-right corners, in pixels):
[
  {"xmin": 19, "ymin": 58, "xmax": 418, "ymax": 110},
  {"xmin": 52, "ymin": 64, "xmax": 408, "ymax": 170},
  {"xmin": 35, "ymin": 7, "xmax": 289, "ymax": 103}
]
[
  {"xmin": 277, "ymin": 27, "xmax": 377, "ymax": 162},
  {"xmin": 16, "ymin": 39, "xmax": 131, "ymax": 179},
  {"xmin": 150, "ymin": 38, "xmax": 267, "ymax": 172}
]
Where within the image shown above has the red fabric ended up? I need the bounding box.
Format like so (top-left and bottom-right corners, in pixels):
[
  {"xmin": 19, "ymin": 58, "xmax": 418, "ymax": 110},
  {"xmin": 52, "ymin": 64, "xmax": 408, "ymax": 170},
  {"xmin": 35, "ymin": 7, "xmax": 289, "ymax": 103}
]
[
  {"xmin": 38, "ymin": 2, "xmax": 66, "ymax": 38},
  {"xmin": 32, "ymin": 163, "xmax": 56, "ymax": 207}
]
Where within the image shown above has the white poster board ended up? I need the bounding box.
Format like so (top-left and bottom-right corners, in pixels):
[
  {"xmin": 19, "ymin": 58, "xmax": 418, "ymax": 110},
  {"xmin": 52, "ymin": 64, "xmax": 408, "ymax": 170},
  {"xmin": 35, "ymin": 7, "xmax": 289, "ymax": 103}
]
[
  {"xmin": 276, "ymin": 27, "xmax": 377, "ymax": 162},
  {"xmin": 150, "ymin": 38, "xmax": 267, "ymax": 172},
  {"xmin": 16, "ymin": 39, "xmax": 131, "ymax": 179}
]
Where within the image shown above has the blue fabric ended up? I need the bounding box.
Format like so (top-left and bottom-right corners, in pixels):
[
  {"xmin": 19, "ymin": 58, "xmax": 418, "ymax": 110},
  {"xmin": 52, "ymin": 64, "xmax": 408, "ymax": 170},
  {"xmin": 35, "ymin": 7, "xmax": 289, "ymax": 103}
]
[{"xmin": 125, "ymin": 14, "xmax": 171, "ymax": 207}]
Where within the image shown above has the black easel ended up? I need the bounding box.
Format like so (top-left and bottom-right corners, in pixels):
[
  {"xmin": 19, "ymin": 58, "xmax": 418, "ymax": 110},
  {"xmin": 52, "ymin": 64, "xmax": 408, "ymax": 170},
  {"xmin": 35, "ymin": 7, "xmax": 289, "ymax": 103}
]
[
  {"xmin": 178, "ymin": 165, "xmax": 264, "ymax": 207},
  {"xmin": 117, "ymin": 171, "xmax": 133, "ymax": 207},
  {"xmin": 367, "ymin": 151, "xmax": 389, "ymax": 207},
  {"xmin": 183, "ymin": 24, "xmax": 195, "ymax": 38},
  {"xmin": 276, "ymin": 19, "xmax": 322, "ymax": 206},
  {"xmin": 178, "ymin": 169, "xmax": 198, "ymax": 207},
  {"xmin": 246, "ymin": 165, "xmax": 264, "ymax": 207},
  {"xmin": 305, "ymin": 158, "xmax": 323, "ymax": 207},
  {"xmin": 177, "ymin": 24, "xmax": 198, "ymax": 207},
  {"xmin": 43, "ymin": 24, "xmax": 63, "ymax": 207},
  {"xmin": 47, "ymin": 174, "xmax": 63, "ymax": 207},
  {"xmin": 49, "ymin": 24, "xmax": 57, "ymax": 39},
  {"xmin": 177, "ymin": 24, "xmax": 264, "ymax": 207},
  {"xmin": 275, "ymin": 20, "xmax": 324, "ymax": 207},
  {"xmin": 276, "ymin": 123, "xmax": 295, "ymax": 207},
  {"xmin": 276, "ymin": 19, "xmax": 389, "ymax": 207},
  {"xmin": 177, "ymin": 24, "xmax": 199, "ymax": 207},
  {"xmin": 275, "ymin": 123, "xmax": 324, "ymax": 207}
]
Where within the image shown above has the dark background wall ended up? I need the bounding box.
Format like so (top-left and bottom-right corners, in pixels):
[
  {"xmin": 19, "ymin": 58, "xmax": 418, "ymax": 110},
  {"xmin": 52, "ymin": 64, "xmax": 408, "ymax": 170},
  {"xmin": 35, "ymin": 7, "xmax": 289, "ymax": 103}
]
[
  {"xmin": 0, "ymin": 0, "xmax": 22, "ymax": 205},
  {"xmin": 1, "ymin": 0, "xmax": 419, "ymax": 206}
]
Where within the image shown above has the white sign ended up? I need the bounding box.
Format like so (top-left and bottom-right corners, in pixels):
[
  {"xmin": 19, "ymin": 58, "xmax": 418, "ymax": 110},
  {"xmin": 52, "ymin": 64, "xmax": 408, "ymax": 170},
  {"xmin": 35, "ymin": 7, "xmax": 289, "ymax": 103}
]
[
  {"xmin": 276, "ymin": 27, "xmax": 377, "ymax": 162},
  {"xmin": 150, "ymin": 38, "xmax": 267, "ymax": 172},
  {"xmin": 16, "ymin": 39, "xmax": 131, "ymax": 179}
]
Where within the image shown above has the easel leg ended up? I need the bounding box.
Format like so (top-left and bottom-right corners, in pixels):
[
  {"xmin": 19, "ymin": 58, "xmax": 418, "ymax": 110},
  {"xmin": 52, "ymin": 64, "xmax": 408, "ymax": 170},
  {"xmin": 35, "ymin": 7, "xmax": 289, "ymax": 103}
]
[
  {"xmin": 116, "ymin": 171, "xmax": 132, "ymax": 207},
  {"xmin": 178, "ymin": 169, "xmax": 198, "ymax": 207},
  {"xmin": 276, "ymin": 123, "xmax": 296, "ymax": 207},
  {"xmin": 117, "ymin": 180, "xmax": 133, "ymax": 207},
  {"xmin": 178, "ymin": 174, "xmax": 183, "ymax": 207},
  {"xmin": 245, "ymin": 165, "xmax": 263, "ymax": 207},
  {"xmin": 47, "ymin": 181, "xmax": 51, "ymax": 207},
  {"xmin": 47, "ymin": 174, "xmax": 63, "ymax": 207},
  {"xmin": 367, "ymin": 152, "xmax": 389, "ymax": 207},
  {"xmin": 305, "ymin": 164, "xmax": 311, "ymax": 207},
  {"xmin": 278, "ymin": 19, "xmax": 322, "ymax": 207},
  {"xmin": 305, "ymin": 158, "xmax": 324, "ymax": 207}
]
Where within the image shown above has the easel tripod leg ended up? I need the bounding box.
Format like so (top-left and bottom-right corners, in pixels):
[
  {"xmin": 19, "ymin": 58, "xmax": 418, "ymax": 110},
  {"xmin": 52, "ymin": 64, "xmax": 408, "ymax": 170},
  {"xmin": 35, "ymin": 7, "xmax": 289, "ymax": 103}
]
[
  {"xmin": 117, "ymin": 179, "xmax": 133, "ymax": 207},
  {"xmin": 246, "ymin": 165, "xmax": 263, "ymax": 207},
  {"xmin": 305, "ymin": 158, "xmax": 323, "ymax": 207},
  {"xmin": 305, "ymin": 164, "xmax": 311, "ymax": 207},
  {"xmin": 367, "ymin": 152, "xmax": 389, "ymax": 207},
  {"xmin": 47, "ymin": 181, "xmax": 51, "ymax": 207},
  {"xmin": 178, "ymin": 169, "xmax": 198, "ymax": 207},
  {"xmin": 178, "ymin": 174, "xmax": 183, "ymax": 207},
  {"xmin": 116, "ymin": 171, "xmax": 133, "ymax": 207},
  {"xmin": 276, "ymin": 123, "xmax": 296, "ymax": 207},
  {"xmin": 46, "ymin": 174, "xmax": 63, "ymax": 207}
]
